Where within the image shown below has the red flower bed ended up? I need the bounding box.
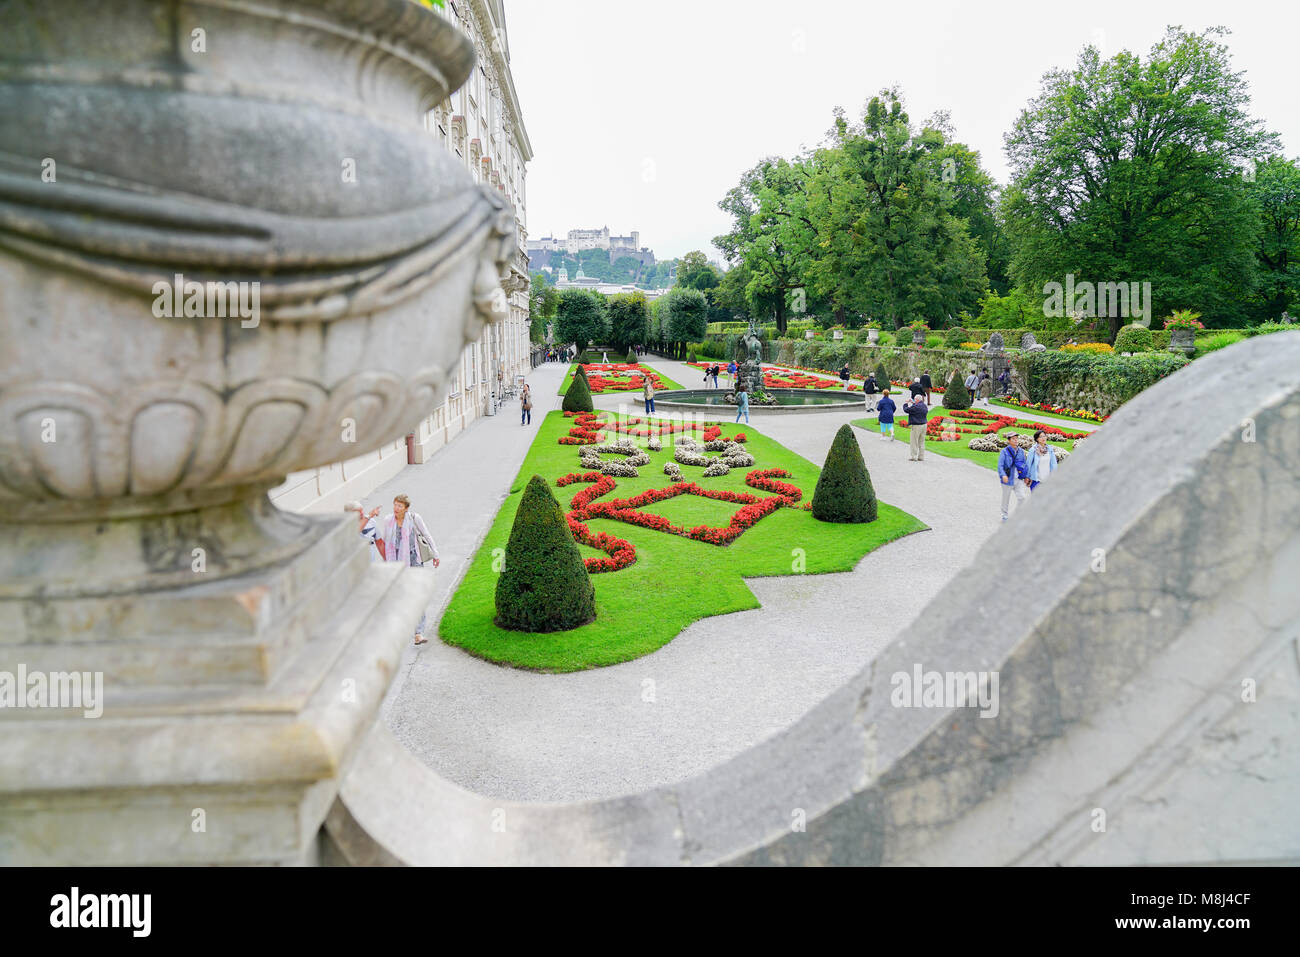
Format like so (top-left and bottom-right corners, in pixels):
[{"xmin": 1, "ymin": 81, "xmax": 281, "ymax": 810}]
[
  {"xmin": 745, "ymin": 468, "xmax": 803, "ymax": 504},
  {"xmin": 576, "ymin": 363, "xmax": 668, "ymax": 394},
  {"xmin": 897, "ymin": 406, "xmax": 1088, "ymax": 443},
  {"xmin": 553, "ymin": 465, "xmax": 805, "ymax": 571},
  {"xmin": 557, "ymin": 411, "xmax": 731, "ymax": 446}
]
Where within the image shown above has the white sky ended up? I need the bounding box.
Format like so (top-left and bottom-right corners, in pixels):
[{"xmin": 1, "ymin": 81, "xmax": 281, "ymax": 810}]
[{"xmin": 503, "ymin": 0, "xmax": 1299, "ymax": 262}]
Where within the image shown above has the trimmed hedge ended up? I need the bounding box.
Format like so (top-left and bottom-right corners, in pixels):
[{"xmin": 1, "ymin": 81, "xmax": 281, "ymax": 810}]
[
  {"xmin": 1113, "ymin": 324, "xmax": 1154, "ymax": 353},
  {"xmin": 944, "ymin": 326, "xmax": 968, "ymax": 348},
  {"xmin": 811, "ymin": 424, "xmax": 877, "ymax": 524},
  {"xmin": 561, "ymin": 371, "xmax": 594, "ymax": 412},
  {"xmin": 944, "ymin": 370, "xmax": 972, "ymax": 410},
  {"xmin": 493, "ymin": 475, "xmax": 597, "ymax": 633},
  {"xmin": 1012, "ymin": 351, "xmax": 1189, "ymax": 413}
]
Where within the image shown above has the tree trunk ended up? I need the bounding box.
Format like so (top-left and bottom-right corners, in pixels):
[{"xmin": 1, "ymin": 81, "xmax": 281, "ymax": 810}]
[{"xmin": 775, "ymin": 298, "xmax": 787, "ymax": 335}]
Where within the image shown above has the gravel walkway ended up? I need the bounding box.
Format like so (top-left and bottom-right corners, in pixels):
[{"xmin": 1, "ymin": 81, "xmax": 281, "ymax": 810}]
[{"xmin": 374, "ymin": 354, "xmax": 1055, "ymax": 803}]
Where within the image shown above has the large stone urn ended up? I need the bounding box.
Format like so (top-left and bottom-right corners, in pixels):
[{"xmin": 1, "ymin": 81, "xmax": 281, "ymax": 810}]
[
  {"xmin": 0, "ymin": 0, "xmax": 514, "ymax": 863},
  {"xmin": 1168, "ymin": 328, "xmax": 1196, "ymax": 356},
  {"xmin": 912, "ymin": 327, "xmax": 927, "ymax": 346},
  {"xmin": 867, "ymin": 328, "xmax": 880, "ymax": 345}
]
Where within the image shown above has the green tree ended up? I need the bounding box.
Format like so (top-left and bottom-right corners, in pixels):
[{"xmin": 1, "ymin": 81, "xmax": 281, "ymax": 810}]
[
  {"xmin": 676, "ymin": 250, "xmax": 721, "ymax": 291},
  {"xmin": 715, "ymin": 158, "xmax": 816, "ymax": 334},
  {"xmin": 606, "ymin": 291, "xmax": 650, "ymax": 351},
  {"xmin": 554, "ymin": 289, "xmax": 608, "ymax": 352},
  {"xmin": 804, "ymin": 92, "xmax": 988, "ymax": 330},
  {"xmin": 924, "ymin": 113, "xmax": 1012, "ymax": 295},
  {"xmin": 1003, "ymin": 27, "xmax": 1279, "ymax": 334},
  {"xmin": 660, "ymin": 287, "xmax": 708, "ymax": 359},
  {"xmin": 494, "ymin": 475, "xmax": 596, "ymax": 632},
  {"xmin": 1245, "ymin": 155, "xmax": 1300, "ymax": 322}
]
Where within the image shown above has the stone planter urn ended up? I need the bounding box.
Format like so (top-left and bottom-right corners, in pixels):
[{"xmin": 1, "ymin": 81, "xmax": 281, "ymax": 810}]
[
  {"xmin": 0, "ymin": 0, "xmax": 515, "ymax": 864},
  {"xmin": 805, "ymin": 329, "xmax": 815, "ymax": 340},
  {"xmin": 912, "ymin": 328, "xmax": 927, "ymax": 346},
  {"xmin": 1168, "ymin": 329, "xmax": 1196, "ymax": 355},
  {"xmin": 867, "ymin": 329, "xmax": 880, "ymax": 345},
  {"xmin": 832, "ymin": 329, "xmax": 844, "ymax": 340}
]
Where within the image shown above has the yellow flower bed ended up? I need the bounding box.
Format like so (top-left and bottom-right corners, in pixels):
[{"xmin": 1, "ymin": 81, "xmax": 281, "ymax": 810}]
[{"xmin": 1062, "ymin": 342, "xmax": 1114, "ymax": 353}]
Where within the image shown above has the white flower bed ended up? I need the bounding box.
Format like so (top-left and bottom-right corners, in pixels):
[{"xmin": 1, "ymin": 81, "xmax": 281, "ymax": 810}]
[{"xmin": 702, "ymin": 460, "xmax": 731, "ymax": 477}]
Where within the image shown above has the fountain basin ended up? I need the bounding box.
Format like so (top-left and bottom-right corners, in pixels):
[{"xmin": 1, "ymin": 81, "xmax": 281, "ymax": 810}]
[{"xmin": 651, "ymin": 388, "xmax": 865, "ymax": 413}]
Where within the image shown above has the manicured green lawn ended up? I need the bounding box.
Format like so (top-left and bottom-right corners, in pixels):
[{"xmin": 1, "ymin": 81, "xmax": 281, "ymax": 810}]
[
  {"xmin": 439, "ymin": 410, "xmax": 926, "ymax": 671},
  {"xmin": 558, "ymin": 363, "xmax": 684, "ymax": 396},
  {"xmin": 851, "ymin": 406, "xmax": 1081, "ymax": 472}
]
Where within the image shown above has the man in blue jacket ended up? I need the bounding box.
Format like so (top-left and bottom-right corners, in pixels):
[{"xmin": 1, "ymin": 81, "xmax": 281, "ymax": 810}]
[
  {"xmin": 998, "ymin": 433, "xmax": 1031, "ymax": 521},
  {"xmin": 876, "ymin": 389, "xmax": 896, "ymax": 441}
]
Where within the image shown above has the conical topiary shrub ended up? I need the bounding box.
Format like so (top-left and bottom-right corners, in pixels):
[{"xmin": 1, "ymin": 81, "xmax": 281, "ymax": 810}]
[
  {"xmin": 811, "ymin": 424, "xmax": 877, "ymax": 523},
  {"xmin": 626, "ymin": 348, "xmax": 637, "ymax": 363},
  {"xmin": 562, "ymin": 369, "xmax": 594, "ymax": 412},
  {"xmin": 494, "ymin": 475, "xmax": 597, "ymax": 632},
  {"xmin": 874, "ymin": 362, "xmax": 888, "ymax": 388},
  {"xmin": 944, "ymin": 369, "xmax": 971, "ymax": 410}
]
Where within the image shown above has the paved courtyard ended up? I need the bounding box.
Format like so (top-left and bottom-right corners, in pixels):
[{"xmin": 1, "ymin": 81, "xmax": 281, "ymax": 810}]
[{"xmin": 372, "ymin": 355, "xmax": 1096, "ymax": 803}]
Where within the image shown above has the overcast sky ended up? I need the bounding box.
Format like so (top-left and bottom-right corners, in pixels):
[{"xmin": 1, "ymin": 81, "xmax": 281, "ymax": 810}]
[{"xmin": 503, "ymin": 0, "xmax": 1299, "ymax": 262}]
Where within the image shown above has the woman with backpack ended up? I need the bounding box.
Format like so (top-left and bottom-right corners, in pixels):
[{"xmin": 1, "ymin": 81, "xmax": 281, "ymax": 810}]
[
  {"xmin": 520, "ymin": 382, "xmax": 532, "ymax": 426},
  {"xmin": 734, "ymin": 385, "xmax": 750, "ymax": 423}
]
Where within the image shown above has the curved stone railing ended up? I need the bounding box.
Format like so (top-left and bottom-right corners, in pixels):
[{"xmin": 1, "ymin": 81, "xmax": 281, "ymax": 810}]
[{"xmin": 327, "ymin": 333, "xmax": 1300, "ymax": 865}]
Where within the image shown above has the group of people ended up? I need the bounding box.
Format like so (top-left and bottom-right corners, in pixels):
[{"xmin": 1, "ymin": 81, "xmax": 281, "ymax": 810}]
[
  {"xmin": 862, "ymin": 366, "xmax": 1058, "ymax": 519},
  {"xmin": 961, "ymin": 366, "xmax": 1011, "ymax": 403},
  {"xmin": 700, "ymin": 360, "xmax": 741, "ymax": 389},
  {"xmin": 543, "ymin": 346, "xmax": 576, "ymax": 363},
  {"xmin": 998, "ymin": 431, "xmax": 1059, "ymax": 519},
  {"xmin": 344, "ymin": 495, "xmax": 441, "ymax": 645}
]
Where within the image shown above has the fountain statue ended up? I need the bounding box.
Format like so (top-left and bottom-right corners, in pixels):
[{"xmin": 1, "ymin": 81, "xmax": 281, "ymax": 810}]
[{"xmin": 736, "ymin": 319, "xmax": 765, "ymax": 397}]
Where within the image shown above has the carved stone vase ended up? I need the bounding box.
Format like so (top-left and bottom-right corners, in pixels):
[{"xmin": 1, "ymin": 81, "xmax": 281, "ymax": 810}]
[{"xmin": 0, "ymin": 0, "xmax": 514, "ymax": 863}]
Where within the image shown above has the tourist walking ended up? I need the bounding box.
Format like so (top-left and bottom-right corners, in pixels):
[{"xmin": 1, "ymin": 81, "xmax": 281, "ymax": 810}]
[
  {"xmin": 876, "ymin": 389, "xmax": 896, "ymax": 441},
  {"xmin": 1024, "ymin": 430, "xmax": 1059, "ymax": 490},
  {"xmin": 734, "ymin": 385, "xmax": 749, "ymax": 424},
  {"xmin": 863, "ymin": 372, "xmax": 878, "ymax": 412},
  {"xmin": 711, "ymin": 364, "xmax": 720, "ymax": 389},
  {"xmin": 902, "ymin": 394, "xmax": 929, "ymax": 461},
  {"xmin": 643, "ymin": 376, "xmax": 656, "ymax": 414},
  {"xmin": 344, "ymin": 501, "xmax": 382, "ymax": 562},
  {"xmin": 727, "ymin": 359, "xmax": 737, "ymax": 388},
  {"xmin": 520, "ymin": 382, "xmax": 532, "ymax": 426},
  {"xmin": 379, "ymin": 494, "xmax": 440, "ymax": 644},
  {"xmin": 997, "ymin": 367, "xmax": 1011, "ymax": 396},
  {"xmin": 839, "ymin": 363, "xmax": 851, "ymax": 387},
  {"xmin": 908, "ymin": 376, "xmax": 926, "ymax": 400},
  {"xmin": 997, "ymin": 434, "xmax": 1031, "ymax": 521},
  {"xmin": 919, "ymin": 369, "xmax": 932, "ymax": 406}
]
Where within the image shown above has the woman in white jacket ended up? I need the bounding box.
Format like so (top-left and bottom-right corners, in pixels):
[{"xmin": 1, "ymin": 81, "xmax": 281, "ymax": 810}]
[{"xmin": 380, "ymin": 493, "xmax": 440, "ymax": 644}]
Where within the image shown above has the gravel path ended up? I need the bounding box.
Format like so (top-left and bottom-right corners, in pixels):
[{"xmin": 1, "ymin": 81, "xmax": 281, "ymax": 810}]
[{"xmin": 374, "ymin": 354, "xmax": 1048, "ymax": 803}]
